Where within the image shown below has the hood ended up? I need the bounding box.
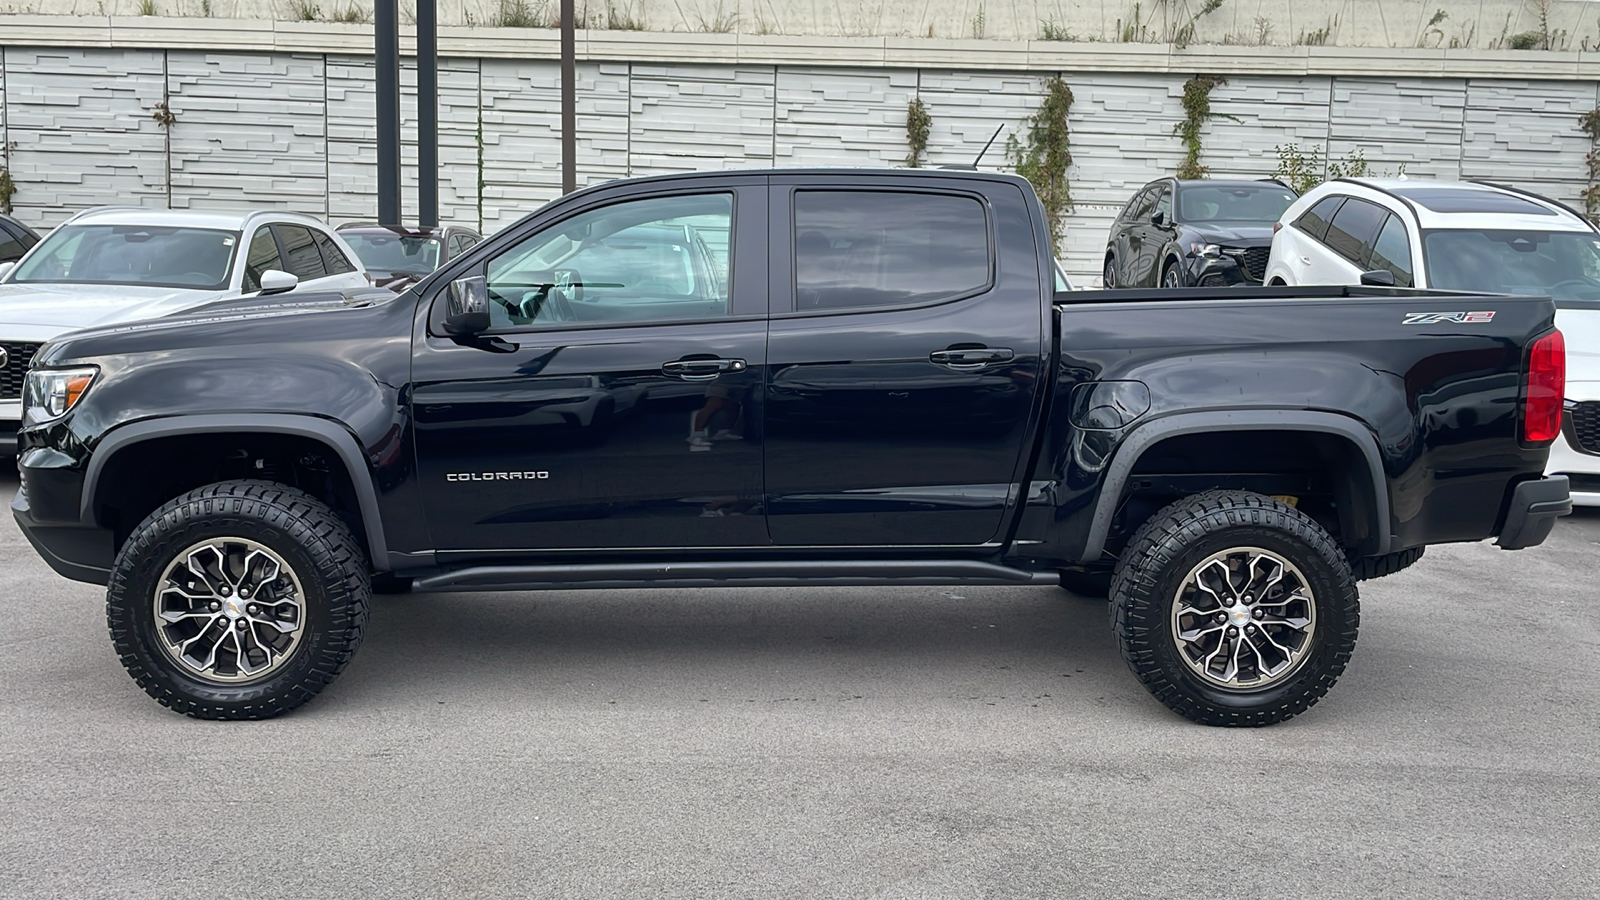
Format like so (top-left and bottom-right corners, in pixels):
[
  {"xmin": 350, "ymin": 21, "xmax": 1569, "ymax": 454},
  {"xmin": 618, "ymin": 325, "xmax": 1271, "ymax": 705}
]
[
  {"xmin": 0, "ymin": 282, "xmax": 228, "ymax": 331},
  {"xmin": 1184, "ymin": 223, "xmax": 1275, "ymax": 245}
]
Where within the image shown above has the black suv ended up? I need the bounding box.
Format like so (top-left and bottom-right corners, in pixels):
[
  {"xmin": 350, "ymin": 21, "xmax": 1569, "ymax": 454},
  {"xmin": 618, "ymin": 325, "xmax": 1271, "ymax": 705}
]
[
  {"xmin": 0, "ymin": 213, "xmax": 40, "ymax": 265},
  {"xmin": 1103, "ymin": 179, "xmax": 1297, "ymax": 288}
]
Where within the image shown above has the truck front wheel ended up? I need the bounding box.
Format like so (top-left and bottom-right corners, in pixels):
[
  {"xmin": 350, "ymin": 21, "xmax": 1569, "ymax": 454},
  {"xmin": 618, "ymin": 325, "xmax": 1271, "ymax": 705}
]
[
  {"xmin": 106, "ymin": 480, "xmax": 370, "ymax": 720},
  {"xmin": 1110, "ymin": 490, "xmax": 1359, "ymax": 727}
]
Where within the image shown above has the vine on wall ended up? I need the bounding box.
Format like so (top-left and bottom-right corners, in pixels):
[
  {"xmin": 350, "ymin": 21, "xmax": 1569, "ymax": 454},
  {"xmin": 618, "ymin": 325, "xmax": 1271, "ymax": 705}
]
[
  {"xmin": 1006, "ymin": 76, "xmax": 1075, "ymax": 250},
  {"xmin": 0, "ymin": 167, "xmax": 14, "ymax": 215},
  {"xmin": 1581, "ymin": 107, "xmax": 1600, "ymax": 223},
  {"xmin": 905, "ymin": 97, "xmax": 931, "ymax": 168},
  {"xmin": 1173, "ymin": 75, "xmax": 1234, "ymax": 179}
]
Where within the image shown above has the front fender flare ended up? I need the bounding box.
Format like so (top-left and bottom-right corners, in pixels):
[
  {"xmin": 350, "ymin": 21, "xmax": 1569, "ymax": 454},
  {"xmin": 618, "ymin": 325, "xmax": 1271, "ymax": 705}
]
[
  {"xmin": 1080, "ymin": 410, "xmax": 1392, "ymax": 563},
  {"xmin": 82, "ymin": 414, "xmax": 390, "ymax": 570}
]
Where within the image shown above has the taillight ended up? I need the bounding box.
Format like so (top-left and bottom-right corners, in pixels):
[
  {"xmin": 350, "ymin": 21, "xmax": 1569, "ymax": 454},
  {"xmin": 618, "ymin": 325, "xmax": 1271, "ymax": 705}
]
[{"xmin": 1523, "ymin": 329, "xmax": 1565, "ymax": 443}]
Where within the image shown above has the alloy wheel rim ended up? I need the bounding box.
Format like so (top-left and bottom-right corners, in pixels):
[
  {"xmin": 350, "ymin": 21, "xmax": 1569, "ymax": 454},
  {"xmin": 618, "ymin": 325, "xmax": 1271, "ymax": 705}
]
[
  {"xmin": 1104, "ymin": 259, "xmax": 1116, "ymax": 287},
  {"xmin": 151, "ymin": 537, "xmax": 307, "ymax": 684},
  {"xmin": 1170, "ymin": 546, "xmax": 1316, "ymax": 691}
]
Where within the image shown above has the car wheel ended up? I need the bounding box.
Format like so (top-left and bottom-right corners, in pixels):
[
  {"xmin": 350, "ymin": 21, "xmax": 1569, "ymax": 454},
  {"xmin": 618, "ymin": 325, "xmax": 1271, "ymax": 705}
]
[
  {"xmin": 1161, "ymin": 262, "xmax": 1183, "ymax": 289},
  {"xmin": 1103, "ymin": 256, "xmax": 1117, "ymax": 288},
  {"xmin": 106, "ymin": 479, "xmax": 371, "ymax": 720},
  {"xmin": 1110, "ymin": 490, "xmax": 1359, "ymax": 727}
]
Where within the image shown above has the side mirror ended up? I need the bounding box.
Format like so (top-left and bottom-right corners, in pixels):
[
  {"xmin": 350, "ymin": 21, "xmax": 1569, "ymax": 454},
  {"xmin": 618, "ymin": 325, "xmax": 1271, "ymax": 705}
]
[
  {"xmin": 1359, "ymin": 269, "xmax": 1397, "ymax": 287},
  {"xmin": 1150, "ymin": 211, "xmax": 1167, "ymax": 227},
  {"xmin": 444, "ymin": 276, "xmax": 490, "ymax": 335},
  {"xmin": 0, "ymin": 262, "xmax": 13, "ymax": 281},
  {"xmin": 258, "ymin": 269, "xmax": 299, "ymax": 295}
]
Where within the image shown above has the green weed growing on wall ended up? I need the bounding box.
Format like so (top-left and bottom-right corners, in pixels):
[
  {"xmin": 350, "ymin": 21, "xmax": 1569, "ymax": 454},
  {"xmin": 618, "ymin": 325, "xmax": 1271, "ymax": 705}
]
[
  {"xmin": 1173, "ymin": 75, "xmax": 1235, "ymax": 179},
  {"xmin": 0, "ymin": 167, "xmax": 15, "ymax": 215},
  {"xmin": 1580, "ymin": 107, "xmax": 1600, "ymax": 223},
  {"xmin": 905, "ymin": 97, "xmax": 931, "ymax": 168},
  {"xmin": 1006, "ymin": 76, "xmax": 1075, "ymax": 251}
]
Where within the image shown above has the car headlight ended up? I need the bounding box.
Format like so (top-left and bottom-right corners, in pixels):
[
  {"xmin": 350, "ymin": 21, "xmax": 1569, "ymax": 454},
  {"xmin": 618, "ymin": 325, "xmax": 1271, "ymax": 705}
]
[
  {"xmin": 24, "ymin": 366, "xmax": 98, "ymax": 422},
  {"xmin": 1189, "ymin": 243, "xmax": 1222, "ymax": 258}
]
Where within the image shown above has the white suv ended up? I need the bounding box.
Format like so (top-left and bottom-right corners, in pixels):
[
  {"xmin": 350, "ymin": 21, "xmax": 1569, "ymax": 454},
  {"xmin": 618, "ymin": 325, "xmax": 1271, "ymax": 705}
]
[
  {"xmin": 1266, "ymin": 178, "xmax": 1599, "ymax": 505},
  {"xmin": 0, "ymin": 207, "xmax": 369, "ymax": 457}
]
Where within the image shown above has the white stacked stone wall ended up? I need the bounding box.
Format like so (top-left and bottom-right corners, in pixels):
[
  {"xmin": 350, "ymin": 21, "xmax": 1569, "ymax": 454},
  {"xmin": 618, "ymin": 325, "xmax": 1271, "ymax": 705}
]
[{"xmin": 1, "ymin": 43, "xmax": 1597, "ymax": 283}]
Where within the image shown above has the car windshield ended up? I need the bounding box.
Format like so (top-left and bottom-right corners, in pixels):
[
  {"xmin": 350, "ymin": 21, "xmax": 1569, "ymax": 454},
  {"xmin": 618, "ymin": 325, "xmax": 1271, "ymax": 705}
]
[
  {"xmin": 1177, "ymin": 185, "xmax": 1297, "ymax": 226},
  {"xmin": 10, "ymin": 224, "xmax": 240, "ymax": 290},
  {"xmin": 1423, "ymin": 229, "xmax": 1600, "ymax": 301},
  {"xmin": 341, "ymin": 233, "xmax": 442, "ymax": 274}
]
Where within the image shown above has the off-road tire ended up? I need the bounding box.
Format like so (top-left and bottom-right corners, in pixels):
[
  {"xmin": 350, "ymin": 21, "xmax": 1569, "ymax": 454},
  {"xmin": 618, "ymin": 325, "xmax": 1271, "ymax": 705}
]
[
  {"xmin": 107, "ymin": 480, "xmax": 370, "ymax": 720},
  {"xmin": 1348, "ymin": 546, "xmax": 1425, "ymax": 581},
  {"xmin": 1109, "ymin": 490, "xmax": 1359, "ymax": 727}
]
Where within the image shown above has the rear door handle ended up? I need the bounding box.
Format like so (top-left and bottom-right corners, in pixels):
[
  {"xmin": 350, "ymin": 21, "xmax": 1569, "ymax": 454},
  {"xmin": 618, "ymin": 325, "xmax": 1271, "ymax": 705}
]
[
  {"xmin": 662, "ymin": 357, "xmax": 747, "ymax": 381},
  {"xmin": 1298, "ymin": 256, "xmax": 1311, "ymax": 265},
  {"xmin": 929, "ymin": 348, "xmax": 1014, "ymax": 368}
]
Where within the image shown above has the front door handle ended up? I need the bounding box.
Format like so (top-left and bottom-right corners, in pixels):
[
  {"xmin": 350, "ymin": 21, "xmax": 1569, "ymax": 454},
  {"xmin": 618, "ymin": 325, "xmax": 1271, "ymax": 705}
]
[
  {"xmin": 662, "ymin": 357, "xmax": 747, "ymax": 381},
  {"xmin": 929, "ymin": 347, "xmax": 1014, "ymax": 369}
]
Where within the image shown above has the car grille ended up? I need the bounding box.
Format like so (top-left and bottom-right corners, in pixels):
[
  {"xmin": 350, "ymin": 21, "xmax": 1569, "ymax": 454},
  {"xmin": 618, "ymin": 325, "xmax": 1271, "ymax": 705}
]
[
  {"xmin": 1239, "ymin": 247, "xmax": 1270, "ymax": 282},
  {"xmin": 0, "ymin": 341, "xmax": 41, "ymax": 401},
  {"xmin": 1570, "ymin": 402, "xmax": 1600, "ymax": 454}
]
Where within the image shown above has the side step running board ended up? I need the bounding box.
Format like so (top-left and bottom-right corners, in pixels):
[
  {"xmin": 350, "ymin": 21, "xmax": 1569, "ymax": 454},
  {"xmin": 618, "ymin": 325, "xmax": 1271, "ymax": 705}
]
[{"xmin": 412, "ymin": 560, "xmax": 1061, "ymax": 593}]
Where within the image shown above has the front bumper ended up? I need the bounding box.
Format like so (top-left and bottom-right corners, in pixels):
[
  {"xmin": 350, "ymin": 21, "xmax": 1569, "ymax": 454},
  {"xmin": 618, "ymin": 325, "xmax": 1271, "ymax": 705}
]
[
  {"xmin": 1495, "ymin": 475, "xmax": 1573, "ymax": 550},
  {"xmin": 1182, "ymin": 252, "xmax": 1262, "ymax": 287},
  {"xmin": 11, "ymin": 450, "xmax": 113, "ymax": 585}
]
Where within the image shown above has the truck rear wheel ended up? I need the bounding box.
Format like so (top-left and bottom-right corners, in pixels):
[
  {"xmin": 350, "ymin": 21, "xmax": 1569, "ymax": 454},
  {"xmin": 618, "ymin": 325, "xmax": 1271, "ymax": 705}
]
[
  {"xmin": 106, "ymin": 480, "xmax": 370, "ymax": 720},
  {"xmin": 1110, "ymin": 490, "xmax": 1359, "ymax": 727}
]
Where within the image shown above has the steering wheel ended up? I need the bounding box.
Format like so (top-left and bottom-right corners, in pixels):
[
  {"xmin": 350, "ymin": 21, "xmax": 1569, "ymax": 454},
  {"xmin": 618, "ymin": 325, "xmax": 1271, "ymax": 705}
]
[
  {"xmin": 518, "ymin": 287, "xmax": 575, "ymax": 323},
  {"xmin": 1546, "ymin": 279, "xmax": 1600, "ymax": 300}
]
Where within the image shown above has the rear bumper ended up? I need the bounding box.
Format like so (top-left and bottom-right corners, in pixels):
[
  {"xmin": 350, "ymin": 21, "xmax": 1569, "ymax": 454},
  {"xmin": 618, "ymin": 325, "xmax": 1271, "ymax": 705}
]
[{"xmin": 1495, "ymin": 475, "xmax": 1573, "ymax": 550}]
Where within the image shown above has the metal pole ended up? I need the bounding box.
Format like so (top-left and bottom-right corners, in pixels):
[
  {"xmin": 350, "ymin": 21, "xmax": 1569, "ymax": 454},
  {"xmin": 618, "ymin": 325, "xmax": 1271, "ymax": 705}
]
[
  {"xmin": 560, "ymin": 0, "xmax": 576, "ymax": 194},
  {"xmin": 418, "ymin": 0, "xmax": 439, "ymax": 227},
  {"xmin": 374, "ymin": 0, "xmax": 401, "ymax": 226}
]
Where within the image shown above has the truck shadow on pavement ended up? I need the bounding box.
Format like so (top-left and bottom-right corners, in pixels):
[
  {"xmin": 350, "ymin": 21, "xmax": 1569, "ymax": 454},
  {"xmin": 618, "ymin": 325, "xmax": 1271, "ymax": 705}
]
[{"xmin": 331, "ymin": 584, "xmax": 1146, "ymax": 715}]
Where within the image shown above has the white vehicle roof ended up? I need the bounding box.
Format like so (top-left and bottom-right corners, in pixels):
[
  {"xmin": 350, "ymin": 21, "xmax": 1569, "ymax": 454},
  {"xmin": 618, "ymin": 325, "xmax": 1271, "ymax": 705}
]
[
  {"xmin": 60, "ymin": 207, "xmax": 333, "ymax": 232},
  {"xmin": 1327, "ymin": 178, "xmax": 1593, "ymax": 234}
]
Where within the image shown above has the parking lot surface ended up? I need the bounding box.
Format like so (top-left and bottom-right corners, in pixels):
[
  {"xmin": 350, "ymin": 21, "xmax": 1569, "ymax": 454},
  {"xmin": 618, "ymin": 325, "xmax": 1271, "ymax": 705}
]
[{"xmin": 1, "ymin": 467, "xmax": 1596, "ymax": 899}]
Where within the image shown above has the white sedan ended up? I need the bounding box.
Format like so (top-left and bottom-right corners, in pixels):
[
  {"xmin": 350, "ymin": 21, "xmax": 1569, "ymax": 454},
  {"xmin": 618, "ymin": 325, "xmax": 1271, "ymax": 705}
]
[{"xmin": 0, "ymin": 207, "xmax": 369, "ymax": 456}]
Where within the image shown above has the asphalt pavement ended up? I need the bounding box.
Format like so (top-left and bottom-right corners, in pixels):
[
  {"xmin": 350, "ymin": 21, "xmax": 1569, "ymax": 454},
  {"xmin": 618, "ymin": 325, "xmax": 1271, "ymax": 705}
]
[{"xmin": 1, "ymin": 467, "xmax": 1596, "ymax": 899}]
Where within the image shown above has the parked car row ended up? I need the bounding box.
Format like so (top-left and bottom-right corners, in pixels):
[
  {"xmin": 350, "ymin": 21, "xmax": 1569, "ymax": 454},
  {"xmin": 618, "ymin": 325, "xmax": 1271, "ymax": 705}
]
[
  {"xmin": 0, "ymin": 206, "xmax": 476, "ymax": 457},
  {"xmin": 1102, "ymin": 175, "xmax": 1598, "ymax": 507}
]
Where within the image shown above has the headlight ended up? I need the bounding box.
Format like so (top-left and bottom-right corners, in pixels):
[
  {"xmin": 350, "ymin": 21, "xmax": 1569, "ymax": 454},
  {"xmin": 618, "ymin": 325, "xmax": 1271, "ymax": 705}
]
[
  {"xmin": 1189, "ymin": 243, "xmax": 1222, "ymax": 258},
  {"xmin": 24, "ymin": 366, "xmax": 98, "ymax": 422}
]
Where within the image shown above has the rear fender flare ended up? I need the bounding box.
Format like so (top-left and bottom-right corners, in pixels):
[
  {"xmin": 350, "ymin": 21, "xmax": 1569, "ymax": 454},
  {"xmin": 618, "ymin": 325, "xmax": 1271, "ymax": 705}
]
[{"xmin": 1080, "ymin": 410, "xmax": 1392, "ymax": 563}]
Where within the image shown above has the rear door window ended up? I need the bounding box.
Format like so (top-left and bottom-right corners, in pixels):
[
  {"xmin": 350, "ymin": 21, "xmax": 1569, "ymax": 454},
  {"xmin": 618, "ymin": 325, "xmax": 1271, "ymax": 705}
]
[
  {"xmin": 273, "ymin": 225, "xmax": 329, "ymax": 281},
  {"xmin": 792, "ymin": 190, "xmax": 990, "ymax": 312},
  {"xmin": 1324, "ymin": 198, "xmax": 1388, "ymax": 264},
  {"xmin": 1367, "ymin": 215, "xmax": 1414, "ymax": 286},
  {"xmin": 0, "ymin": 229, "xmax": 24, "ymax": 263},
  {"xmin": 1295, "ymin": 196, "xmax": 1345, "ymax": 242}
]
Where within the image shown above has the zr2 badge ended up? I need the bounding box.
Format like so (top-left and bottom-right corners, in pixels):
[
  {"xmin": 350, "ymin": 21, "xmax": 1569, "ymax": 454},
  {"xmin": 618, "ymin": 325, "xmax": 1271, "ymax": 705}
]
[{"xmin": 1403, "ymin": 311, "xmax": 1496, "ymax": 325}]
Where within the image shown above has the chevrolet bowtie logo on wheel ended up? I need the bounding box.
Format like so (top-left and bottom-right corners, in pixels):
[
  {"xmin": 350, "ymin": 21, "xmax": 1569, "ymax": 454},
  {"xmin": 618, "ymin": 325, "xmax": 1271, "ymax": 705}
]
[{"xmin": 446, "ymin": 471, "xmax": 550, "ymax": 482}]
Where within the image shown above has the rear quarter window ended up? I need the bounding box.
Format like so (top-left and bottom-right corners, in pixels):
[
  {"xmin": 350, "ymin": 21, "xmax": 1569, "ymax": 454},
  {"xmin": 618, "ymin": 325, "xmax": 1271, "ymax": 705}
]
[{"xmin": 1294, "ymin": 196, "xmax": 1345, "ymax": 241}]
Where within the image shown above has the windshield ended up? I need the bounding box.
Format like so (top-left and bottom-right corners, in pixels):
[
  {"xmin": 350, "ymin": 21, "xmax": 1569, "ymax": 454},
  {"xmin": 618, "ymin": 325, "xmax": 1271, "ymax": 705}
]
[
  {"xmin": 341, "ymin": 233, "xmax": 441, "ymax": 274},
  {"xmin": 1423, "ymin": 229, "xmax": 1600, "ymax": 301},
  {"xmin": 10, "ymin": 224, "xmax": 240, "ymax": 290},
  {"xmin": 1177, "ymin": 185, "xmax": 1297, "ymax": 226}
]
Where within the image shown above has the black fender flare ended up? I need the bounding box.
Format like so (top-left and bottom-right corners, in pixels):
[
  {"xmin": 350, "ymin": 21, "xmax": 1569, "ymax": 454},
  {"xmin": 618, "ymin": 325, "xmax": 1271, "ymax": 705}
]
[
  {"xmin": 81, "ymin": 414, "xmax": 390, "ymax": 570},
  {"xmin": 1079, "ymin": 410, "xmax": 1392, "ymax": 563}
]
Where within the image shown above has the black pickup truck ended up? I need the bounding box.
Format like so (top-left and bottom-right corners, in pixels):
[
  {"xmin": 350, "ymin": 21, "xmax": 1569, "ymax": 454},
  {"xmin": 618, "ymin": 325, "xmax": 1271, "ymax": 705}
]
[{"xmin": 11, "ymin": 169, "xmax": 1571, "ymax": 726}]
